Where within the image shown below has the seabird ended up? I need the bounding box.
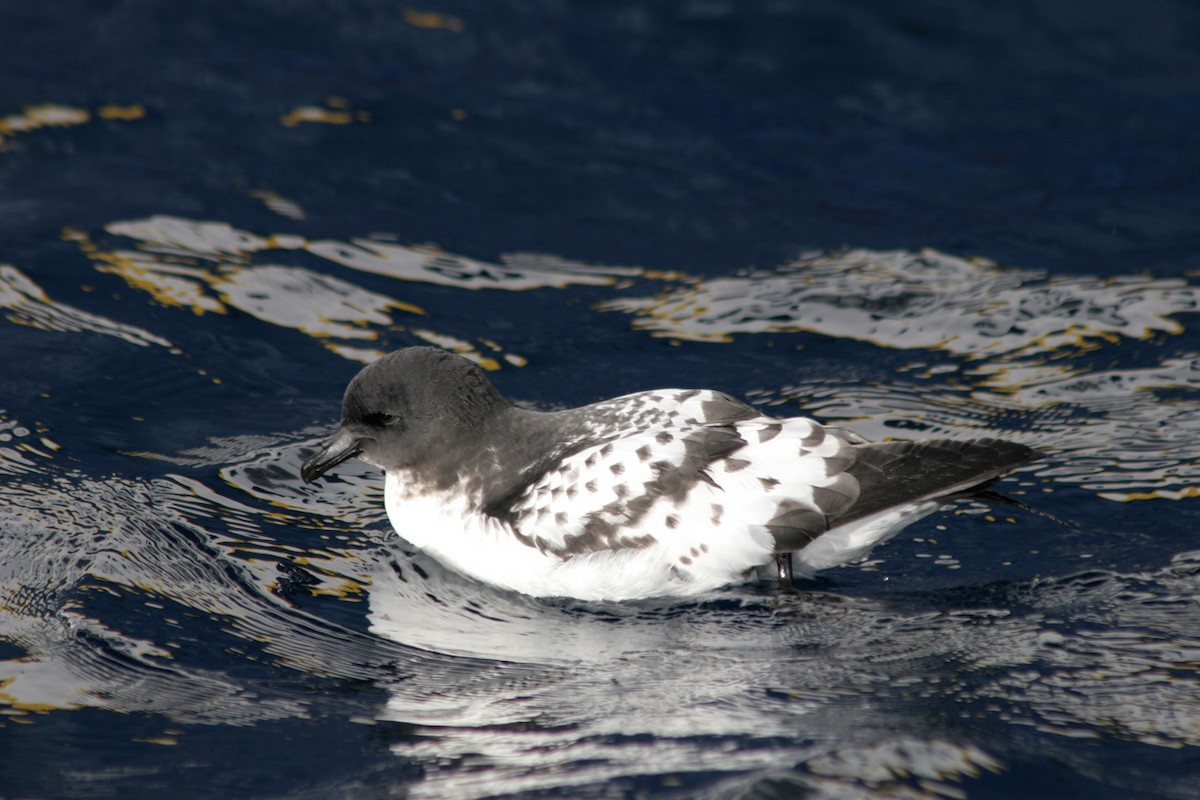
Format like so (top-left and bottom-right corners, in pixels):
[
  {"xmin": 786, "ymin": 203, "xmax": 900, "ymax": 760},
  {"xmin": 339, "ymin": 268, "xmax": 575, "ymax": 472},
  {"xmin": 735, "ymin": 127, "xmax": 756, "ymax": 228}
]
[{"xmin": 301, "ymin": 347, "xmax": 1042, "ymax": 600}]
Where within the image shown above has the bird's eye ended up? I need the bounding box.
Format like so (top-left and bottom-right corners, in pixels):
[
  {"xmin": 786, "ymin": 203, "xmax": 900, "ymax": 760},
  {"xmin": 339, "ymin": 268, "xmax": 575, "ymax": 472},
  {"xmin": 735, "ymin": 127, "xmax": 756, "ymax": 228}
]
[{"xmin": 363, "ymin": 412, "xmax": 396, "ymax": 427}]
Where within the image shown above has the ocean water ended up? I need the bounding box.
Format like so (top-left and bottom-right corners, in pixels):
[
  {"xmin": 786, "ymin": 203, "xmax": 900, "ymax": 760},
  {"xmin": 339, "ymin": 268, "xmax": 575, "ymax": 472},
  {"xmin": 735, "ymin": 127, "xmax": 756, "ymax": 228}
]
[{"xmin": 2, "ymin": 2, "xmax": 1199, "ymax": 798}]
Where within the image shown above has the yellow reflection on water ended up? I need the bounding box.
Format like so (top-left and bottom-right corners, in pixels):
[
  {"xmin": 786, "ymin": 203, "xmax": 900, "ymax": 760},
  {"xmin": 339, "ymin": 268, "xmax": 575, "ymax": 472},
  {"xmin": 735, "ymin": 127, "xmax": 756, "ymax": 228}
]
[
  {"xmin": 0, "ymin": 104, "xmax": 89, "ymax": 144},
  {"xmin": 403, "ymin": 8, "xmax": 465, "ymax": 32},
  {"xmin": 279, "ymin": 97, "xmax": 371, "ymax": 127},
  {"xmin": 0, "ymin": 103, "xmax": 144, "ymax": 146},
  {"xmin": 96, "ymin": 104, "xmax": 145, "ymax": 121}
]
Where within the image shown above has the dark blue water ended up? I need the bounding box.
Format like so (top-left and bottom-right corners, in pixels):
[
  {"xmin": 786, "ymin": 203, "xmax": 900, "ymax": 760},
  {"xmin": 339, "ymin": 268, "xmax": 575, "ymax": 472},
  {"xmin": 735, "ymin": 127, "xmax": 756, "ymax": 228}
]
[{"xmin": 2, "ymin": 2, "xmax": 1199, "ymax": 798}]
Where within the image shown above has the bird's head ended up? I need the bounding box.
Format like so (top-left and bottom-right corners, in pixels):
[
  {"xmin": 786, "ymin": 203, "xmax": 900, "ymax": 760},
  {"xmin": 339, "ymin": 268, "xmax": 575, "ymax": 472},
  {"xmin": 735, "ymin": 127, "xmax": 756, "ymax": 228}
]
[{"xmin": 300, "ymin": 347, "xmax": 506, "ymax": 483}]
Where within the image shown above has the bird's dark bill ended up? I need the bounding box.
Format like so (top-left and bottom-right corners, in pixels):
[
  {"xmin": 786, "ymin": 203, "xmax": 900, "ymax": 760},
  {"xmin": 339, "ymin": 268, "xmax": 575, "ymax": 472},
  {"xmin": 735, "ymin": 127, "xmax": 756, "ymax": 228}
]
[{"xmin": 301, "ymin": 428, "xmax": 369, "ymax": 483}]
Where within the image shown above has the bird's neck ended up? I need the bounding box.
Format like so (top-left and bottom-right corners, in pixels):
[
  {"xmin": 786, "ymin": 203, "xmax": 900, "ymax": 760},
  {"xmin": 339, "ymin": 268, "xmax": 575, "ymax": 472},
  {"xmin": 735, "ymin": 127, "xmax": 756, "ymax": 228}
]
[{"xmin": 411, "ymin": 406, "xmax": 586, "ymax": 514}]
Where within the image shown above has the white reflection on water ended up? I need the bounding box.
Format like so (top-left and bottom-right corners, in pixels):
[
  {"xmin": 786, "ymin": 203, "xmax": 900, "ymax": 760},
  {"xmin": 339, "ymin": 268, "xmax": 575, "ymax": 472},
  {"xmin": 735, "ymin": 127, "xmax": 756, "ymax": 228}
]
[
  {"xmin": 0, "ymin": 410, "xmax": 59, "ymax": 478},
  {"xmin": 73, "ymin": 216, "xmax": 603, "ymax": 365},
  {"xmin": 0, "ymin": 264, "xmax": 170, "ymax": 348},
  {"xmin": 209, "ymin": 264, "xmax": 408, "ymax": 340},
  {"xmin": 105, "ymin": 215, "xmax": 639, "ymax": 291},
  {"xmin": 600, "ymin": 248, "xmax": 1198, "ymax": 362}
]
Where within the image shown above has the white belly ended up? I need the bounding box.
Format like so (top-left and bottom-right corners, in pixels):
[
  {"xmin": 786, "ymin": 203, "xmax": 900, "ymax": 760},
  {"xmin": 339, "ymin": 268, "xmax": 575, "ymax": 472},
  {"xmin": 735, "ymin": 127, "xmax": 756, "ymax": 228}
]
[{"xmin": 383, "ymin": 473, "xmax": 749, "ymax": 600}]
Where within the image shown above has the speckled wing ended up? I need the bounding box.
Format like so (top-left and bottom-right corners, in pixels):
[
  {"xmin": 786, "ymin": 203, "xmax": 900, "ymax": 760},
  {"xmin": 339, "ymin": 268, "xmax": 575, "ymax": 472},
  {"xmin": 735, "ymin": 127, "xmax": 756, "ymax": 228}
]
[
  {"xmin": 488, "ymin": 389, "xmax": 881, "ymax": 575},
  {"xmin": 491, "ymin": 389, "xmax": 764, "ymax": 558}
]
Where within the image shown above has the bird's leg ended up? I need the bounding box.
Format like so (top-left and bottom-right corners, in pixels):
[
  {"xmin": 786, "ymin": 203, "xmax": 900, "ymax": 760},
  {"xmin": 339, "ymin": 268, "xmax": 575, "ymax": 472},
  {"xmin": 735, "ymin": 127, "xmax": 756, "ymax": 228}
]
[{"xmin": 775, "ymin": 553, "xmax": 795, "ymax": 594}]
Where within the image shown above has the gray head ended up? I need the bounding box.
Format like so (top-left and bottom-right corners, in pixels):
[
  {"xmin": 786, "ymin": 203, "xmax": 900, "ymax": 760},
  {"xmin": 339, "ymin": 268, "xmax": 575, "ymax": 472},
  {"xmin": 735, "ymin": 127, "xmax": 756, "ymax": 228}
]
[{"xmin": 301, "ymin": 347, "xmax": 508, "ymax": 482}]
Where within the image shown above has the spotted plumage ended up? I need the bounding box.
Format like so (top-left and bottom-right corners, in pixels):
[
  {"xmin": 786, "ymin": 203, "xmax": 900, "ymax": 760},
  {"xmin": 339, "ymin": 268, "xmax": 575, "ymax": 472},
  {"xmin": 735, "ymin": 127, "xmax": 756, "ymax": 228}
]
[{"xmin": 301, "ymin": 347, "xmax": 1043, "ymax": 601}]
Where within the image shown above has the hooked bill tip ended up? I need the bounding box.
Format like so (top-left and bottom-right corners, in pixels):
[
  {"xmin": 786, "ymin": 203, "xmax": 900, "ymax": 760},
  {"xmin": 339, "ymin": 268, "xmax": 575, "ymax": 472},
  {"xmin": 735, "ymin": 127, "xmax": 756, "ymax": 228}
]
[{"xmin": 300, "ymin": 431, "xmax": 367, "ymax": 483}]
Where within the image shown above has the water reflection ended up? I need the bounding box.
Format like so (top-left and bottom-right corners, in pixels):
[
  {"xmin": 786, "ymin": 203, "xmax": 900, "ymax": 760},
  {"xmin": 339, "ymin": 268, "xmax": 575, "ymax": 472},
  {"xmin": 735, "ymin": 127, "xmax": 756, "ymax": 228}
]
[
  {"xmin": 102, "ymin": 215, "xmax": 639, "ymax": 291},
  {"xmin": 600, "ymin": 248, "xmax": 1198, "ymax": 363},
  {"xmin": 0, "ymin": 103, "xmax": 143, "ymax": 146},
  {"xmin": 0, "ymin": 410, "xmax": 59, "ymax": 477},
  {"xmin": 67, "ymin": 215, "xmax": 635, "ymax": 365},
  {"xmin": 1, "ymin": 264, "xmax": 170, "ymax": 348}
]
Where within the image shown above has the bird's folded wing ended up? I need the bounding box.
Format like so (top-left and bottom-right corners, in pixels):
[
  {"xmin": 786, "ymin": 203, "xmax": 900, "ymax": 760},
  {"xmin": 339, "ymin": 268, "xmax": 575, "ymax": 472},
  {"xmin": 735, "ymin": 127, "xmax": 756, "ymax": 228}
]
[
  {"xmin": 486, "ymin": 396, "xmax": 867, "ymax": 561},
  {"xmin": 493, "ymin": 422, "xmax": 748, "ymax": 557}
]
